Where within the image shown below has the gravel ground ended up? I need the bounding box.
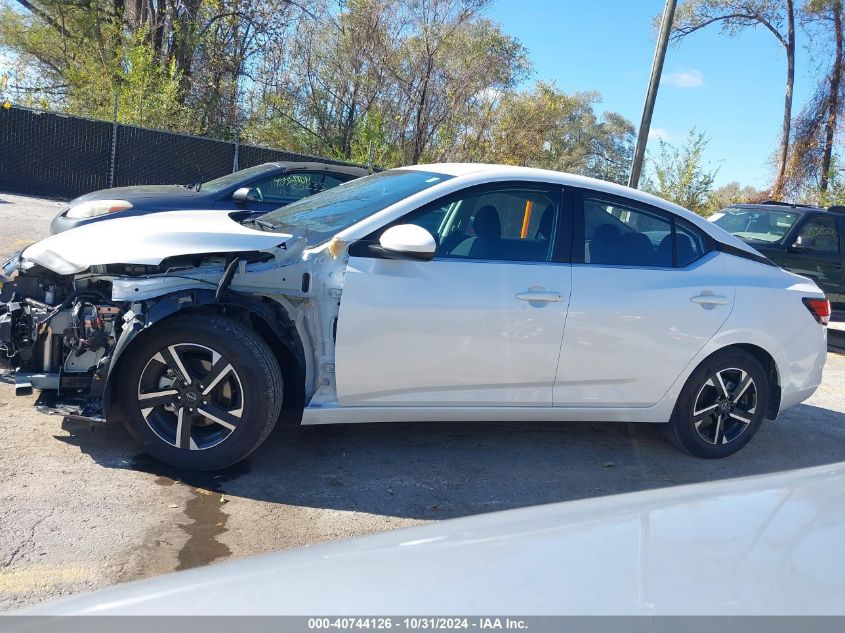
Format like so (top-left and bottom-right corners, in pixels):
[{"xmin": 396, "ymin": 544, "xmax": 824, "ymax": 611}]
[
  {"xmin": 2, "ymin": 191, "xmax": 845, "ymax": 612},
  {"xmin": 0, "ymin": 192, "xmax": 64, "ymax": 262}
]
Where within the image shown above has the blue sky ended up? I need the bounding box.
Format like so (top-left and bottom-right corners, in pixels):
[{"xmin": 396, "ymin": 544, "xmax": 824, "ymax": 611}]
[{"xmin": 488, "ymin": 0, "xmax": 817, "ymax": 188}]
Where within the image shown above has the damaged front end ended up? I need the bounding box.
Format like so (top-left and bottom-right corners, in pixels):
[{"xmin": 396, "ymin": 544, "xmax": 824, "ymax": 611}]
[
  {"xmin": 0, "ymin": 211, "xmax": 325, "ymax": 423},
  {"xmin": 0, "ymin": 253, "xmax": 123, "ymax": 419}
]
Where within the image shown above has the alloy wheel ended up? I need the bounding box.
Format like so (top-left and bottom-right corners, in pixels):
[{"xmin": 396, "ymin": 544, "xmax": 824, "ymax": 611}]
[
  {"xmin": 137, "ymin": 343, "xmax": 244, "ymax": 451},
  {"xmin": 692, "ymin": 367, "xmax": 757, "ymax": 446}
]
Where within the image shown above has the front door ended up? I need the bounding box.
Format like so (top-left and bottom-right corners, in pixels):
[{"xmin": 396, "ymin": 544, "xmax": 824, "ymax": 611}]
[
  {"xmin": 336, "ymin": 183, "xmax": 572, "ymax": 407},
  {"xmin": 781, "ymin": 214, "xmax": 844, "ymax": 307}
]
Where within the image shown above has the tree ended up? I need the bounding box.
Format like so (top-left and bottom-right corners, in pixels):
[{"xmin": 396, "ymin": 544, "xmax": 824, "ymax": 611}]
[
  {"xmin": 467, "ymin": 82, "xmax": 635, "ymax": 184},
  {"xmin": 246, "ymin": 0, "xmax": 530, "ymax": 166},
  {"xmin": 782, "ymin": 0, "xmax": 843, "ymax": 200},
  {"xmin": 707, "ymin": 180, "xmax": 762, "ymax": 213},
  {"xmin": 816, "ymin": 0, "xmax": 843, "ymax": 192},
  {"xmin": 0, "ymin": 0, "xmax": 645, "ymax": 178},
  {"xmin": 376, "ymin": 0, "xmax": 529, "ymax": 164},
  {"xmin": 643, "ymin": 128, "xmax": 719, "ymax": 215},
  {"xmin": 249, "ymin": 0, "xmax": 397, "ymax": 162},
  {"xmin": 821, "ymin": 157, "xmax": 845, "ymax": 204},
  {"xmin": 0, "ymin": 0, "xmax": 306, "ymax": 135},
  {"xmin": 670, "ymin": 0, "xmax": 797, "ymax": 199}
]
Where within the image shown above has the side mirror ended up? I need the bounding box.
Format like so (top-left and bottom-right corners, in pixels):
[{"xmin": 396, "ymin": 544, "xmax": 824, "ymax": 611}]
[
  {"xmin": 233, "ymin": 187, "xmax": 255, "ymax": 203},
  {"xmin": 376, "ymin": 224, "xmax": 436, "ymax": 261},
  {"xmin": 792, "ymin": 235, "xmax": 816, "ymax": 249}
]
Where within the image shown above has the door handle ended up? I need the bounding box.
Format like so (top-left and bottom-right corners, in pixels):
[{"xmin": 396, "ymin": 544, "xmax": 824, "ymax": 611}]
[
  {"xmin": 690, "ymin": 294, "xmax": 729, "ymax": 305},
  {"xmin": 516, "ymin": 291, "xmax": 562, "ymax": 303}
]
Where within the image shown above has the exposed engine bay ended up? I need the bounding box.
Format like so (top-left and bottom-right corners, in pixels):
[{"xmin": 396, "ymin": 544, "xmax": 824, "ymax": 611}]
[{"xmin": 0, "ymin": 261, "xmax": 119, "ymax": 411}]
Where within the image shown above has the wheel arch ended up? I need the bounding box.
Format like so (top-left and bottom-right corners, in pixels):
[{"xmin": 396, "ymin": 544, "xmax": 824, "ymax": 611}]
[
  {"xmin": 693, "ymin": 343, "xmax": 781, "ymax": 420},
  {"xmin": 102, "ymin": 289, "xmax": 306, "ymax": 425}
]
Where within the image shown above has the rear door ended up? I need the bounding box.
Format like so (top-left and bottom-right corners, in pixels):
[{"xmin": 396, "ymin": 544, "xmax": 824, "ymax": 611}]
[
  {"xmin": 554, "ymin": 191, "xmax": 734, "ymax": 407},
  {"xmin": 335, "ymin": 183, "xmax": 572, "ymax": 407}
]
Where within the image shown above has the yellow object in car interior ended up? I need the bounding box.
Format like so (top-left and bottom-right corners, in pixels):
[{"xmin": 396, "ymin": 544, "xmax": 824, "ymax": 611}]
[{"xmin": 520, "ymin": 199, "xmax": 533, "ymax": 239}]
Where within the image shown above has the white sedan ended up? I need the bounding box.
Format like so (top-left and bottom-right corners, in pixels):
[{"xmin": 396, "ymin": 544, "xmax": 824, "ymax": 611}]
[{"xmin": 0, "ymin": 164, "xmax": 829, "ymax": 468}]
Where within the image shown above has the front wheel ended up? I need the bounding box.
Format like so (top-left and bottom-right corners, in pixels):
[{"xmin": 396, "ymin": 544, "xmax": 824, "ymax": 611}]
[
  {"xmin": 118, "ymin": 315, "xmax": 283, "ymax": 470},
  {"xmin": 665, "ymin": 349, "xmax": 769, "ymax": 458}
]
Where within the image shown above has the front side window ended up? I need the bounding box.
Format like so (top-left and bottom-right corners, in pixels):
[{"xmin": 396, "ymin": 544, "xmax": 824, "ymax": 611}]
[
  {"xmin": 252, "ymin": 172, "xmax": 325, "ymax": 204},
  {"xmin": 321, "ymin": 173, "xmax": 353, "ymax": 190},
  {"xmin": 359, "ymin": 186, "xmax": 561, "ymax": 263},
  {"xmin": 582, "ymin": 196, "xmax": 707, "ymax": 268},
  {"xmin": 795, "ymin": 216, "xmax": 839, "ymax": 252},
  {"xmin": 201, "ymin": 163, "xmax": 279, "ymax": 193}
]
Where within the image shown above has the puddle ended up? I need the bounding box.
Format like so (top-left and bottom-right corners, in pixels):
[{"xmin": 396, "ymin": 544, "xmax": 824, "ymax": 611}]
[
  {"xmin": 175, "ymin": 486, "xmax": 231, "ymax": 571},
  {"xmin": 130, "ymin": 454, "xmax": 252, "ymax": 571}
]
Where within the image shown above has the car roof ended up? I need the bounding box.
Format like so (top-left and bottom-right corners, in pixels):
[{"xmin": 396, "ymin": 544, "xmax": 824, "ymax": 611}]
[
  {"xmin": 400, "ymin": 163, "xmax": 706, "ymax": 216},
  {"xmin": 262, "ymin": 161, "xmax": 369, "ymax": 177},
  {"xmin": 724, "ymin": 203, "xmax": 824, "ymax": 213}
]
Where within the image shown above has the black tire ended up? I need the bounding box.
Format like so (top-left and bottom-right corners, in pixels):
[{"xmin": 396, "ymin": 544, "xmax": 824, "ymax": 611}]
[
  {"xmin": 117, "ymin": 315, "xmax": 283, "ymax": 470},
  {"xmin": 665, "ymin": 348, "xmax": 769, "ymax": 458}
]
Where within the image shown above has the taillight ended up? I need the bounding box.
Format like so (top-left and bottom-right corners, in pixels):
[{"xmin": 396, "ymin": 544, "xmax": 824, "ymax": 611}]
[{"xmin": 803, "ymin": 298, "xmax": 831, "ymax": 325}]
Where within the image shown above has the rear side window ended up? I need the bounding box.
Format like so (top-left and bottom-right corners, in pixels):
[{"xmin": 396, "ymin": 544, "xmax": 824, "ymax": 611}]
[{"xmin": 581, "ymin": 195, "xmax": 709, "ymax": 268}]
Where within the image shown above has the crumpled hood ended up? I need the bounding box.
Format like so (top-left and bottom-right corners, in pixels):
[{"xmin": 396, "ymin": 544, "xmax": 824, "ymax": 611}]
[{"xmin": 22, "ymin": 210, "xmax": 293, "ymax": 275}]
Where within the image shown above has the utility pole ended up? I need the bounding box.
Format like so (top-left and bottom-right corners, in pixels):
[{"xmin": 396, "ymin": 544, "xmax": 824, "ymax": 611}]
[{"xmin": 628, "ymin": 0, "xmax": 677, "ymax": 189}]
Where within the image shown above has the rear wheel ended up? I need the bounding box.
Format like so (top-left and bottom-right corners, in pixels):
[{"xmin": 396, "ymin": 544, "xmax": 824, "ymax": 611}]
[
  {"xmin": 666, "ymin": 349, "xmax": 769, "ymax": 458},
  {"xmin": 118, "ymin": 315, "xmax": 283, "ymax": 470}
]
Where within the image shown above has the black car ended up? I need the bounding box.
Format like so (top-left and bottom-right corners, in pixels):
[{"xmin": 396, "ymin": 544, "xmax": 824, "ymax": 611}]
[
  {"xmin": 711, "ymin": 202, "xmax": 845, "ymax": 313},
  {"xmin": 50, "ymin": 161, "xmax": 369, "ymax": 233}
]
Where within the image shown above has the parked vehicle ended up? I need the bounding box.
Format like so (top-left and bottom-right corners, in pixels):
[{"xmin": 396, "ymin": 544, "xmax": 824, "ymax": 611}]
[
  {"xmin": 49, "ymin": 161, "xmax": 369, "ymax": 233},
  {"xmin": 710, "ymin": 202, "xmax": 845, "ymax": 316},
  {"xmin": 0, "ymin": 165, "xmax": 828, "ymax": 469},
  {"xmin": 19, "ymin": 462, "xmax": 845, "ymax": 615}
]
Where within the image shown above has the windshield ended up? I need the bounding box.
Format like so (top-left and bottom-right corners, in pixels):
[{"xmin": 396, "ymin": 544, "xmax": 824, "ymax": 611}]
[
  {"xmin": 712, "ymin": 207, "xmax": 799, "ymax": 243},
  {"xmin": 258, "ymin": 169, "xmax": 452, "ymax": 243},
  {"xmin": 199, "ymin": 163, "xmax": 279, "ymax": 193}
]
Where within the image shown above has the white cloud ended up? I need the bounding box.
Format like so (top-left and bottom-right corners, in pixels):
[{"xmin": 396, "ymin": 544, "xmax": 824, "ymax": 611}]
[
  {"xmin": 648, "ymin": 127, "xmax": 672, "ymax": 142},
  {"xmin": 664, "ymin": 69, "xmax": 704, "ymax": 88}
]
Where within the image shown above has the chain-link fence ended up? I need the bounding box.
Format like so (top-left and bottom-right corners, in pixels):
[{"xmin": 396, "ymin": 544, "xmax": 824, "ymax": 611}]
[{"xmin": 0, "ymin": 105, "xmax": 359, "ymax": 199}]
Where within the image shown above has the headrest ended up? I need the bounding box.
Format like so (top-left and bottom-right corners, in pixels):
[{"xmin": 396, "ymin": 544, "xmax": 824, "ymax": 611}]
[{"xmin": 473, "ymin": 205, "xmax": 501, "ymax": 240}]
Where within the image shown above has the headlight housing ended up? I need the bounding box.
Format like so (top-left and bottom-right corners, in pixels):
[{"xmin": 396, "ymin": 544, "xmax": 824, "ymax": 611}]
[{"xmin": 64, "ymin": 200, "xmax": 133, "ymax": 219}]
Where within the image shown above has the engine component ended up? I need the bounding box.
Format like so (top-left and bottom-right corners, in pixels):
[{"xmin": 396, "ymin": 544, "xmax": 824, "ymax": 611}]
[
  {"xmin": 62, "ymin": 302, "xmax": 121, "ymax": 373},
  {"xmin": 0, "ymin": 300, "xmax": 40, "ymax": 359}
]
